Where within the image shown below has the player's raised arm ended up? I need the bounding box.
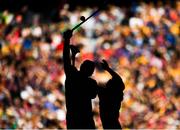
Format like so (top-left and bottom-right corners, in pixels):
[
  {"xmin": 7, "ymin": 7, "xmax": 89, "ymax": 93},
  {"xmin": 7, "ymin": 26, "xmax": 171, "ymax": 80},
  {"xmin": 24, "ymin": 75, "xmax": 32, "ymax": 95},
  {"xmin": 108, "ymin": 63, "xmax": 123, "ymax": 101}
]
[
  {"xmin": 101, "ymin": 60, "xmax": 119, "ymax": 78},
  {"xmin": 100, "ymin": 59, "xmax": 125, "ymax": 89},
  {"xmin": 63, "ymin": 30, "xmax": 73, "ymax": 75}
]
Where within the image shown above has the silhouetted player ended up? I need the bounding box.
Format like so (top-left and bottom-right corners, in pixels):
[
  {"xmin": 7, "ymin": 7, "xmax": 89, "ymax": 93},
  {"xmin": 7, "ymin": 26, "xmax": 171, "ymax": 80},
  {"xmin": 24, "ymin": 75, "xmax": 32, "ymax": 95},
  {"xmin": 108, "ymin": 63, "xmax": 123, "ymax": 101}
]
[
  {"xmin": 63, "ymin": 30, "xmax": 97, "ymax": 129},
  {"xmin": 98, "ymin": 60, "xmax": 125, "ymax": 129}
]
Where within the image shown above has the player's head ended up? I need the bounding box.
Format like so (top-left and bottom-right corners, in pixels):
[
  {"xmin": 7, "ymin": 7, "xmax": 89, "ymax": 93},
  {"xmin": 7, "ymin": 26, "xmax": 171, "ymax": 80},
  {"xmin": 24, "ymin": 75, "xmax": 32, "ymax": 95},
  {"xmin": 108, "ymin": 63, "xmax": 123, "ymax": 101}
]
[{"xmin": 80, "ymin": 60, "xmax": 95, "ymax": 77}]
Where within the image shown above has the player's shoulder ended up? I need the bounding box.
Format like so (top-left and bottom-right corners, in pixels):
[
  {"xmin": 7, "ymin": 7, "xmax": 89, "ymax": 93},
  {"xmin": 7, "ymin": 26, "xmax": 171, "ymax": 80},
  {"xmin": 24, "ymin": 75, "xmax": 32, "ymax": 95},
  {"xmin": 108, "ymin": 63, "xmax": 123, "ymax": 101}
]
[{"xmin": 66, "ymin": 65, "xmax": 78, "ymax": 76}]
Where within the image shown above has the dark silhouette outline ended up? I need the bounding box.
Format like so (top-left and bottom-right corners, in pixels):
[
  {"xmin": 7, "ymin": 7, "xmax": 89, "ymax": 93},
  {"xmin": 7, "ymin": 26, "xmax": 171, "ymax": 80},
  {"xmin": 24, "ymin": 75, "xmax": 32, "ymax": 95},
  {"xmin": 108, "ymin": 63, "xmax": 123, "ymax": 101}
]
[
  {"xmin": 98, "ymin": 59, "xmax": 125, "ymax": 129},
  {"xmin": 63, "ymin": 30, "xmax": 97, "ymax": 129}
]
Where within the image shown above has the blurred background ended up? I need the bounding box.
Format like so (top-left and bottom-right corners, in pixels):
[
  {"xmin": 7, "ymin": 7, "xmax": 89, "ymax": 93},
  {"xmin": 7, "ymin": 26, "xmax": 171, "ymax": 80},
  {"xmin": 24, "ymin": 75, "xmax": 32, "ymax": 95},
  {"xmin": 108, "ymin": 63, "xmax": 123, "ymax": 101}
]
[{"xmin": 0, "ymin": 0, "xmax": 180, "ymax": 129}]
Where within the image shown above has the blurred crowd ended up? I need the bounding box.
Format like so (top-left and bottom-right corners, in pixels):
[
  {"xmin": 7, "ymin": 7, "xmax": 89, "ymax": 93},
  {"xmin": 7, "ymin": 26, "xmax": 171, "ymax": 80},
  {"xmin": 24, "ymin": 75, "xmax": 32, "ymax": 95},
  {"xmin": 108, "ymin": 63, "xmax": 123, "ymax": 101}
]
[{"xmin": 0, "ymin": 1, "xmax": 180, "ymax": 129}]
